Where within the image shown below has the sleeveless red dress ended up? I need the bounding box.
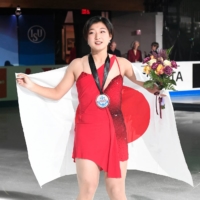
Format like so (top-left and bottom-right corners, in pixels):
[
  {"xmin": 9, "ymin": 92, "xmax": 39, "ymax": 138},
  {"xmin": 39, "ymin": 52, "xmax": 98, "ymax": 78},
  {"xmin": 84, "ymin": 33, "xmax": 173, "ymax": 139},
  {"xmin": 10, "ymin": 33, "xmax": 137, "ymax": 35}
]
[{"xmin": 72, "ymin": 55, "xmax": 128, "ymax": 178}]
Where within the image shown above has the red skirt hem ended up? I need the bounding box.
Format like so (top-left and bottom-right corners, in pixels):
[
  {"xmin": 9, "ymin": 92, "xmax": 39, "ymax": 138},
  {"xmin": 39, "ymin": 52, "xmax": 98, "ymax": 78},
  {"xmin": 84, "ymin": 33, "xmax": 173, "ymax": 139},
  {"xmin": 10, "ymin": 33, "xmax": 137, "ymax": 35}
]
[{"xmin": 72, "ymin": 155, "xmax": 128, "ymax": 178}]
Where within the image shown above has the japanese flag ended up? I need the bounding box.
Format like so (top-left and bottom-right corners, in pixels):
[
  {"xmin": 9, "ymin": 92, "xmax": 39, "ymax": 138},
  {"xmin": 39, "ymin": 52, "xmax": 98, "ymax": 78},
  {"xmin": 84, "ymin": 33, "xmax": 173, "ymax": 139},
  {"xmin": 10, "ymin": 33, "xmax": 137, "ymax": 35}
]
[{"xmin": 16, "ymin": 65, "xmax": 193, "ymax": 187}]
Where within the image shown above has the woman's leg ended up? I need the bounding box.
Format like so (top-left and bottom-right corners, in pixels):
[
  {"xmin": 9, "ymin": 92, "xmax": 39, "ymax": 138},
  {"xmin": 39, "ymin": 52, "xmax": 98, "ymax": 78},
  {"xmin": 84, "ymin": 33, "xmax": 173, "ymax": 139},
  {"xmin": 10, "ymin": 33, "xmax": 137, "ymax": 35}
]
[
  {"xmin": 104, "ymin": 161, "xmax": 128, "ymax": 200},
  {"xmin": 76, "ymin": 158, "xmax": 100, "ymax": 200}
]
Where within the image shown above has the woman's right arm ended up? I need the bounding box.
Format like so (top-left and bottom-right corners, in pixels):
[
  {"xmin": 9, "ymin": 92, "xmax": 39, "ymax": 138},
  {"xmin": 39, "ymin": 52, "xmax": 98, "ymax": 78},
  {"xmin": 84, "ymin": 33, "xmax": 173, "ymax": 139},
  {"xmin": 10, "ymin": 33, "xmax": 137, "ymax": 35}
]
[{"xmin": 16, "ymin": 59, "xmax": 81, "ymax": 100}]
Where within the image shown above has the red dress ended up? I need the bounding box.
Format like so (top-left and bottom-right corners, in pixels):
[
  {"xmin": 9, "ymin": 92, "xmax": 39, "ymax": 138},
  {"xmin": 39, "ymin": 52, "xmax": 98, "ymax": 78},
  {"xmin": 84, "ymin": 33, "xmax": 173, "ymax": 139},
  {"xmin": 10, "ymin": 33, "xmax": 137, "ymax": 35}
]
[{"xmin": 72, "ymin": 55, "xmax": 128, "ymax": 178}]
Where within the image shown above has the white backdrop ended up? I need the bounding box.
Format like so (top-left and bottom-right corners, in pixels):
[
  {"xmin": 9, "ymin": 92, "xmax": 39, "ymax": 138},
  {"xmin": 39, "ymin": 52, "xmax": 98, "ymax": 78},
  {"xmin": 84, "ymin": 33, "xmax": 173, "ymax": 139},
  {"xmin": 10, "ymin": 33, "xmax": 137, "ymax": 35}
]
[{"xmin": 133, "ymin": 61, "xmax": 200, "ymax": 90}]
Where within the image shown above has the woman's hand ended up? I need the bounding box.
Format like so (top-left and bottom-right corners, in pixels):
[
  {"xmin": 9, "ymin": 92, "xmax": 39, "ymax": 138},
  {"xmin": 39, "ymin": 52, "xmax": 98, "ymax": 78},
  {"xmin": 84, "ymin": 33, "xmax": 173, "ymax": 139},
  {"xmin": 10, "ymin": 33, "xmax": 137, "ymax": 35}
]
[
  {"xmin": 147, "ymin": 84, "xmax": 167, "ymax": 97},
  {"xmin": 16, "ymin": 74, "xmax": 35, "ymax": 90},
  {"xmin": 146, "ymin": 84, "xmax": 159, "ymax": 95}
]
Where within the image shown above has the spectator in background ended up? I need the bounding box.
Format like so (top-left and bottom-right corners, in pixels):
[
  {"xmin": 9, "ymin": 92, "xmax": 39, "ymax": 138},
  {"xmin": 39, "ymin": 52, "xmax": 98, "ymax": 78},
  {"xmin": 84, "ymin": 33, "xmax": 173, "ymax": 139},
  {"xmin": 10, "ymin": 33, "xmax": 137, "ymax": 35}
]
[
  {"xmin": 144, "ymin": 42, "xmax": 159, "ymax": 58},
  {"xmin": 107, "ymin": 41, "xmax": 121, "ymax": 57},
  {"xmin": 4, "ymin": 60, "xmax": 13, "ymax": 66},
  {"xmin": 127, "ymin": 41, "xmax": 142, "ymax": 62}
]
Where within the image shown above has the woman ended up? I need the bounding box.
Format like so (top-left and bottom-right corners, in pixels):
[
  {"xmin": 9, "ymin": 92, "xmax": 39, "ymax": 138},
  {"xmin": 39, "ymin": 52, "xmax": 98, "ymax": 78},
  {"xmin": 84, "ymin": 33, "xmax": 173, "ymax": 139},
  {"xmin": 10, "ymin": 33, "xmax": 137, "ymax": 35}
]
[
  {"xmin": 17, "ymin": 16, "xmax": 158, "ymax": 200},
  {"xmin": 144, "ymin": 42, "xmax": 159, "ymax": 58},
  {"xmin": 127, "ymin": 41, "xmax": 142, "ymax": 62}
]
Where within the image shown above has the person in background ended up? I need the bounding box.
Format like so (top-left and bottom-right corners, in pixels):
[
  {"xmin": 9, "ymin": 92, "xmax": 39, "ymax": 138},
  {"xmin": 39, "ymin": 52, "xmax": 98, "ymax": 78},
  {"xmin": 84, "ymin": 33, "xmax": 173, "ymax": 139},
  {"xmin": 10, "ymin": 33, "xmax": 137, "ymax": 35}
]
[
  {"xmin": 107, "ymin": 41, "xmax": 121, "ymax": 57},
  {"xmin": 144, "ymin": 42, "xmax": 159, "ymax": 58},
  {"xmin": 4, "ymin": 60, "xmax": 13, "ymax": 66},
  {"xmin": 127, "ymin": 41, "xmax": 142, "ymax": 63}
]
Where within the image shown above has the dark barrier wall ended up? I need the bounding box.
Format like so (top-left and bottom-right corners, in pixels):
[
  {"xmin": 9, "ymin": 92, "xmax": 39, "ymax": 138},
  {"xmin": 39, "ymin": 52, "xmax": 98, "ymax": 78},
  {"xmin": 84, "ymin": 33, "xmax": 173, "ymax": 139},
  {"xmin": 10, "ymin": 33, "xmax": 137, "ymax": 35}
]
[
  {"xmin": 18, "ymin": 15, "xmax": 55, "ymax": 65},
  {"xmin": 193, "ymin": 64, "xmax": 200, "ymax": 88},
  {"xmin": 0, "ymin": 15, "xmax": 18, "ymax": 66},
  {"xmin": 0, "ymin": 0, "xmax": 143, "ymax": 11},
  {"xmin": 0, "ymin": 68, "xmax": 7, "ymax": 98},
  {"xmin": 73, "ymin": 10, "xmax": 101, "ymax": 58}
]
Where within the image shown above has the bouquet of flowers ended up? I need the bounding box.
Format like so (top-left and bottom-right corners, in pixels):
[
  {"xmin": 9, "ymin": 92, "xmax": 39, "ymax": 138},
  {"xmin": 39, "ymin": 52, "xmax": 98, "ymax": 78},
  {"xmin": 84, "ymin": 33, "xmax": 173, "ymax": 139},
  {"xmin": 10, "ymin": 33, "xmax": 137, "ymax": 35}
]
[{"xmin": 143, "ymin": 48, "xmax": 177, "ymax": 111}]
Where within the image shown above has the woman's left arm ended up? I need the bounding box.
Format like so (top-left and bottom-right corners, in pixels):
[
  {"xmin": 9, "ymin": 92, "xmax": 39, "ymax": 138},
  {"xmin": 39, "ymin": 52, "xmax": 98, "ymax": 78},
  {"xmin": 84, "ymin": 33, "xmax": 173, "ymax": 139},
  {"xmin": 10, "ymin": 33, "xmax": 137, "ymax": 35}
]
[{"xmin": 121, "ymin": 58, "xmax": 158, "ymax": 94}]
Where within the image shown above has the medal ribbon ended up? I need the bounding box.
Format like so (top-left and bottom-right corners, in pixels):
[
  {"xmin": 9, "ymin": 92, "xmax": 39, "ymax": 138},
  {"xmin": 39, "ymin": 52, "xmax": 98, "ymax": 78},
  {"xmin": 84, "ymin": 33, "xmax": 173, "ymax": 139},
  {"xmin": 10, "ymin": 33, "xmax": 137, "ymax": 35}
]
[{"xmin": 88, "ymin": 54, "xmax": 110, "ymax": 94}]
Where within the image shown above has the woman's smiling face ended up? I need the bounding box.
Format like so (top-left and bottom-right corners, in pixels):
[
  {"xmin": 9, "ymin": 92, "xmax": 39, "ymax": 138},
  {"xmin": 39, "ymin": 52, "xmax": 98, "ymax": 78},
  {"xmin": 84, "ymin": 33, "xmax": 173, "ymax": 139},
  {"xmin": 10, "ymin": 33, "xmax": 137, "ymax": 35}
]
[{"xmin": 87, "ymin": 22, "xmax": 112, "ymax": 51}]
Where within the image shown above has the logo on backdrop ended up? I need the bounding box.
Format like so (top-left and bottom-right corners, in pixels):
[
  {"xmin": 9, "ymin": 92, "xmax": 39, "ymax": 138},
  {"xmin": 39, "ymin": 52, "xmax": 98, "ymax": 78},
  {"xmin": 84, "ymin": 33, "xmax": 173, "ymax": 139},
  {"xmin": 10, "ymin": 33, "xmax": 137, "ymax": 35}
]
[{"xmin": 27, "ymin": 25, "xmax": 46, "ymax": 43}]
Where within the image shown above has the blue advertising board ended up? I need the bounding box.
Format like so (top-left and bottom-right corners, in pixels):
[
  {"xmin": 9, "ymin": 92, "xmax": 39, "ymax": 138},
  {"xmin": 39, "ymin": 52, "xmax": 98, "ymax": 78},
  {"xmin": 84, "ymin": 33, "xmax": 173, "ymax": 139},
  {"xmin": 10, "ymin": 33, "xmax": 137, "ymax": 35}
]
[
  {"xmin": 18, "ymin": 15, "xmax": 55, "ymax": 65},
  {"xmin": 0, "ymin": 15, "xmax": 18, "ymax": 66}
]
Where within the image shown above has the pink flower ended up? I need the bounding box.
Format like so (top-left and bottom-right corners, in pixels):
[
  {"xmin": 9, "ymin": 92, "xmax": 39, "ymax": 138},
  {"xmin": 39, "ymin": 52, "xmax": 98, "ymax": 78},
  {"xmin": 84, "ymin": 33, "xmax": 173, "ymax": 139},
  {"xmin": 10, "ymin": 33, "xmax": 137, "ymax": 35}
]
[
  {"xmin": 164, "ymin": 66, "xmax": 173, "ymax": 76},
  {"xmin": 158, "ymin": 49, "xmax": 167, "ymax": 60},
  {"xmin": 171, "ymin": 60, "xmax": 177, "ymax": 69},
  {"xmin": 143, "ymin": 57, "xmax": 151, "ymax": 64},
  {"xmin": 151, "ymin": 62, "xmax": 159, "ymax": 70}
]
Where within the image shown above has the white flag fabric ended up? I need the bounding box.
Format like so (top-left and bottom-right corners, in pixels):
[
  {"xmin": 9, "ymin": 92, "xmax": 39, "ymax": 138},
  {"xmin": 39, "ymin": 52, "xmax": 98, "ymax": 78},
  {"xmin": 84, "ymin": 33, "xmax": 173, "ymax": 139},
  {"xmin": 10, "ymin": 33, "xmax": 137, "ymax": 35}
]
[{"xmin": 16, "ymin": 65, "xmax": 193, "ymax": 187}]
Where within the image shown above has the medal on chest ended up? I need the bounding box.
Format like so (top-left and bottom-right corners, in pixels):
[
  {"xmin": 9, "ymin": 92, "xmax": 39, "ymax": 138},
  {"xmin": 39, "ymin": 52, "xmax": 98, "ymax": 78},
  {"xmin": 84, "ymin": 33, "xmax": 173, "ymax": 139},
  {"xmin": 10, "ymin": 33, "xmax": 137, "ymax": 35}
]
[
  {"xmin": 88, "ymin": 54, "xmax": 110, "ymax": 108},
  {"xmin": 96, "ymin": 94, "xmax": 110, "ymax": 108}
]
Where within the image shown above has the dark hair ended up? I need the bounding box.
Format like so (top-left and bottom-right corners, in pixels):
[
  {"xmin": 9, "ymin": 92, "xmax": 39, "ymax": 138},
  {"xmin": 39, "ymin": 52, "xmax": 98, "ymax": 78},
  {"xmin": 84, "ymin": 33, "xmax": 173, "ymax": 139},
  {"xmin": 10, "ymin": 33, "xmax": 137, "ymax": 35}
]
[
  {"xmin": 151, "ymin": 42, "xmax": 159, "ymax": 48},
  {"xmin": 4, "ymin": 60, "xmax": 13, "ymax": 66},
  {"xmin": 83, "ymin": 16, "xmax": 114, "ymax": 40}
]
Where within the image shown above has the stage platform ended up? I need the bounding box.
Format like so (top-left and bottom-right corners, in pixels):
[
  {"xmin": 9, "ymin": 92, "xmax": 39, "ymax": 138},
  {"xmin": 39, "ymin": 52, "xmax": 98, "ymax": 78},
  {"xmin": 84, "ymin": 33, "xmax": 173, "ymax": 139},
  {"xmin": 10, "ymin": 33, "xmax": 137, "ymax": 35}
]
[{"xmin": 170, "ymin": 89, "xmax": 200, "ymax": 112}]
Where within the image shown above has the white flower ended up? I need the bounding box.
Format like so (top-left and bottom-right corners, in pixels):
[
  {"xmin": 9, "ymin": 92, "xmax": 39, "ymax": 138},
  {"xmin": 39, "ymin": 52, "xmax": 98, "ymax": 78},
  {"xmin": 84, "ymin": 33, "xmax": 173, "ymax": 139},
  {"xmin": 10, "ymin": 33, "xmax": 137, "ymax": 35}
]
[
  {"xmin": 147, "ymin": 59, "xmax": 157, "ymax": 67},
  {"xmin": 163, "ymin": 60, "xmax": 171, "ymax": 67},
  {"xmin": 158, "ymin": 57, "xmax": 163, "ymax": 62}
]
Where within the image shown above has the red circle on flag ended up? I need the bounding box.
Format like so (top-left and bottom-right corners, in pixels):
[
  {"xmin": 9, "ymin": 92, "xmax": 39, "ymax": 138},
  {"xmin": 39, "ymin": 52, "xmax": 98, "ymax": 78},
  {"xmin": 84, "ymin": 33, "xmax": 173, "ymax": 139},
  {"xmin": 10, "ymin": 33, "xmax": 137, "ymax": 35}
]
[{"xmin": 121, "ymin": 86, "xmax": 150, "ymax": 143}]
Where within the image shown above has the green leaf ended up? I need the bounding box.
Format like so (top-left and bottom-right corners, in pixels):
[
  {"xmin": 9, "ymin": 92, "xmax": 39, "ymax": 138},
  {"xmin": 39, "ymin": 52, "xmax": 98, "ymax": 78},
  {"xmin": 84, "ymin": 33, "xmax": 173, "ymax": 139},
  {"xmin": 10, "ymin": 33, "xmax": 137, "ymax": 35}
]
[
  {"xmin": 149, "ymin": 70, "xmax": 163, "ymax": 83},
  {"xmin": 166, "ymin": 45, "xmax": 174, "ymax": 59},
  {"xmin": 144, "ymin": 80, "xmax": 155, "ymax": 89},
  {"xmin": 165, "ymin": 83, "xmax": 176, "ymax": 90},
  {"xmin": 168, "ymin": 85, "xmax": 176, "ymax": 91},
  {"xmin": 168, "ymin": 79, "xmax": 176, "ymax": 85}
]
